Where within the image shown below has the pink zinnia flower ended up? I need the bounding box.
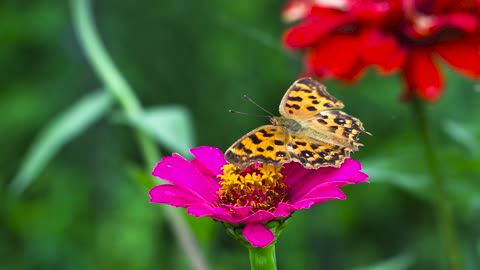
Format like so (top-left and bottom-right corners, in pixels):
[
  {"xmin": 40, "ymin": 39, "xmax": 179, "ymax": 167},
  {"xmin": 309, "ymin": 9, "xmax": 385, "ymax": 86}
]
[
  {"xmin": 149, "ymin": 146, "xmax": 368, "ymax": 248},
  {"xmin": 283, "ymin": 0, "xmax": 480, "ymax": 102}
]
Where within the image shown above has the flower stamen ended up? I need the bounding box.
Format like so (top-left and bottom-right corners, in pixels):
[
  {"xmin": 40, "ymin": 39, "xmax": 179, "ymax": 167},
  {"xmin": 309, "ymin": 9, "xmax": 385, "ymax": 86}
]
[{"xmin": 217, "ymin": 164, "xmax": 289, "ymax": 212}]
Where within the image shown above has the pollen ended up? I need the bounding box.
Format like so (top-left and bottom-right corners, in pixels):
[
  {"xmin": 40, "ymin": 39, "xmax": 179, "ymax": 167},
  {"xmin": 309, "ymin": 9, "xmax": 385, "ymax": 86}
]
[{"xmin": 217, "ymin": 164, "xmax": 289, "ymax": 212}]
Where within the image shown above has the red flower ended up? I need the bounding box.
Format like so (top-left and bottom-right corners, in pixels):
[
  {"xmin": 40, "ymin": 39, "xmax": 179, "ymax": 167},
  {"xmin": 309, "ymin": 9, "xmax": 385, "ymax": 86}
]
[{"xmin": 283, "ymin": 0, "xmax": 480, "ymax": 101}]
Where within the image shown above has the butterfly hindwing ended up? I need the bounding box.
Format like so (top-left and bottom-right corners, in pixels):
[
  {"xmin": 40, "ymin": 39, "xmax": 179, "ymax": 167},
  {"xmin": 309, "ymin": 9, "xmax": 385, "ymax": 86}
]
[
  {"xmin": 286, "ymin": 136, "xmax": 350, "ymax": 169},
  {"xmin": 304, "ymin": 110, "xmax": 367, "ymax": 151},
  {"xmin": 225, "ymin": 125, "xmax": 291, "ymax": 169}
]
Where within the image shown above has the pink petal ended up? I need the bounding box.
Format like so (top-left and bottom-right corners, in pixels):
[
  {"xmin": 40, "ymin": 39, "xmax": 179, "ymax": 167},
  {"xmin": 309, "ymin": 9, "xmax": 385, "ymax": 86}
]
[
  {"xmin": 274, "ymin": 202, "xmax": 298, "ymax": 217},
  {"xmin": 242, "ymin": 223, "xmax": 275, "ymax": 248},
  {"xmin": 287, "ymin": 165, "xmax": 358, "ymax": 203},
  {"xmin": 282, "ymin": 0, "xmax": 312, "ymax": 22},
  {"xmin": 240, "ymin": 210, "xmax": 276, "ymax": 224},
  {"xmin": 282, "ymin": 162, "xmax": 312, "ymax": 186},
  {"xmin": 224, "ymin": 205, "xmax": 254, "ymax": 220},
  {"xmin": 190, "ymin": 146, "xmax": 227, "ymax": 176},
  {"xmin": 342, "ymin": 158, "xmax": 361, "ymax": 170},
  {"xmin": 186, "ymin": 204, "xmax": 231, "ymax": 220},
  {"xmin": 149, "ymin": 184, "xmax": 206, "ymax": 206},
  {"xmin": 293, "ymin": 186, "xmax": 346, "ymax": 209},
  {"xmin": 152, "ymin": 154, "xmax": 218, "ymax": 202}
]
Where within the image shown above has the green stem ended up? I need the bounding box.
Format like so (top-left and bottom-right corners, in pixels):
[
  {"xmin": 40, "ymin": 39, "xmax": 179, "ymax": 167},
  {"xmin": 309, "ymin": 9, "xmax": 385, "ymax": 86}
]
[
  {"xmin": 71, "ymin": 1, "xmax": 208, "ymax": 269},
  {"xmin": 248, "ymin": 245, "xmax": 277, "ymax": 270},
  {"xmin": 410, "ymin": 97, "xmax": 463, "ymax": 270}
]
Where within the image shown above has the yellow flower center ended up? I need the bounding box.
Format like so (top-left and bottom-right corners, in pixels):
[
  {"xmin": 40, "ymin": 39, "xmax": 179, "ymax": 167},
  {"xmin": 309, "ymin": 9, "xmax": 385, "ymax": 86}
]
[{"xmin": 217, "ymin": 164, "xmax": 289, "ymax": 212}]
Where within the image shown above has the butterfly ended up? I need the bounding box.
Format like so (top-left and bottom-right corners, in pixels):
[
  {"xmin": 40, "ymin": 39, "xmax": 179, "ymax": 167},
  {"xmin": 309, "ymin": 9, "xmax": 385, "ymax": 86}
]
[{"xmin": 225, "ymin": 77, "xmax": 369, "ymax": 170}]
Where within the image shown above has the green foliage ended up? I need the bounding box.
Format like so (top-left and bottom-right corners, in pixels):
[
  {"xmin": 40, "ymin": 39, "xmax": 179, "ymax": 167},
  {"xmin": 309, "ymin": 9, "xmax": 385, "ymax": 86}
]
[
  {"xmin": 132, "ymin": 105, "xmax": 195, "ymax": 157},
  {"xmin": 9, "ymin": 90, "xmax": 112, "ymax": 194},
  {"xmin": 2, "ymin": 0, "xmax": 480, "ymax": 270}
]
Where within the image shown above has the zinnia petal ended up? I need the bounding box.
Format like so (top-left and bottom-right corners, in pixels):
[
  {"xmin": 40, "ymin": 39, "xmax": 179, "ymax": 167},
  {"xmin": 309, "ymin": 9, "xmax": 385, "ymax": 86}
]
[
  {"xmin": 284, "ymin": 12, "xmax": 350, "ymax": 48},
  {"xmin": 403, "ymin": 49, "xmax": 443, "ymax": 102},
  {"xmin": 292, "ymin": 185, "xmax": 346, "ymax": 209},
  {"xmin": 307, "ymin": 34, "xmax": 367, "ymax": 81},
  {"xmin": 190, "ymin": 146, "xmax": 227, "ymax": 177},
  {"xmin": 242, "ymin": 223, "xmax": 275, "ymax": 248},
  {"xmin": 287, "ymin": 160, "xmax": 360, "ymax": 202},
  {"xmin": 152, "ymin": 154, "xmax": 218, "ymax": 202},
  {"xmin": 149, "ymin": 184, "xmax": 206, "ymax": 207},
  {"xmin": 436, "ymin": 38, "xmax": 480, "ymax": 77}
]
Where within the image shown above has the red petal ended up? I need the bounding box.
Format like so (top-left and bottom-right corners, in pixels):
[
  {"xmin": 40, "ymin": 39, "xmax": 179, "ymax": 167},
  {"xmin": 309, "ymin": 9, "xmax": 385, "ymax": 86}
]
[
  {"xmin": 432, "ymin": 13, "xmax": 479, "ymax": 33},
  {"xmin": 283, "ymin": 12, "xmax": 351, "ymax": 48},
  {"xmin": 306, "ymin": 34, "xmax": 367, "ymax": 80},
  {"xmin": 436, "ymin": 37, "xmax": 480, "ymax": 77},
  {"xmin": 403, "ymin": 49, "xmax": 443, "ymax": 102},
  {"xmin": 362, "ymin": 29, "xmax": 406, "ymax": 72}
]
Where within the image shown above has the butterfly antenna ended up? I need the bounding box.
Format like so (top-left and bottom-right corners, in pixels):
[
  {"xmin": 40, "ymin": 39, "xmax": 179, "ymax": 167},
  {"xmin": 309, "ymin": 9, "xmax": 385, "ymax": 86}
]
[
  {"xmin": 243, "ymin": 95, "xmax": 275, "ymax": 117},
  {"xmin": 228, "ymin": 110, "xmax": 270, "ymax": 118}
]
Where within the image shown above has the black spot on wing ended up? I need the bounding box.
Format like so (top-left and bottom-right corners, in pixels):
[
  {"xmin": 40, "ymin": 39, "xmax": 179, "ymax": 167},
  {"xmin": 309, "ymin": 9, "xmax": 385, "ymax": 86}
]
[
  {"xmin": 300, "ymin": 150, "xmax": 314, "ymax": 158},
  {"xmin": 249, "ymin": 134, "xmax": 262, "ymax": 144},
  {"xmin": 287, "ymin": 96, "xmax": 303, "ymax": 101},
  {"xmin": 274, "ymin": 140, "xmax": 284, "ymax": 145},
  {"xmin": 329, "ymin": 126, "xmax": 338, "ymax": 132},
  {"xmin": 317, "ymin": 119, "xmax": 328, "ymax": 125},
  {"xmin": 334, "ymin": 118, "xmax": 346, "ymax": 125},
  {"xmin": 306, "ymin": 106, "xmax": 317, "ymax": 111},
  {"xmin": 295, "ymin": 141, "xmax": 307, "ymax": 146},
  {"xmin": 286, "ymin": 103, "xmax": 301, "ymax": 110}
]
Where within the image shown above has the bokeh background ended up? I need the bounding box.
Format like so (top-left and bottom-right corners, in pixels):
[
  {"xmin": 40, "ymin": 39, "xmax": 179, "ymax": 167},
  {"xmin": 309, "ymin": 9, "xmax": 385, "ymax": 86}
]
[{"xmin": 1, "ymin": 1, "xmax": 479, "ymax": 270}]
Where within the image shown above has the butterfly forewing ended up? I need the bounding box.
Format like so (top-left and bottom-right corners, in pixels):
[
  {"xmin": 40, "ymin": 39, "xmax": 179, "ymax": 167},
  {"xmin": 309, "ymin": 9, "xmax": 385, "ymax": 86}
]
[
  {"xmin": 279, "ymin": 77, "xmax": 344, "ymax": 119},
  {"xmin": 225, "ymin": 125, "xmax": 291, "ymax": 169}
]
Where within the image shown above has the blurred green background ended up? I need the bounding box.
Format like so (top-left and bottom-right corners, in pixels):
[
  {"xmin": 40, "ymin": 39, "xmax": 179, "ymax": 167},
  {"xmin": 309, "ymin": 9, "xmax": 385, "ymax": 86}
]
[{"xmin": 1, "ymin": 1, "xmax": 479, "ymax": 269}]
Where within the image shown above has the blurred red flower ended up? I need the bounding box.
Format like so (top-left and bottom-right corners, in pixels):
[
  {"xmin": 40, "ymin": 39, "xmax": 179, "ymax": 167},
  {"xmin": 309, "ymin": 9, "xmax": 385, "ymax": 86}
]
[{"xmin": 283, "ymin": 0, "xmax": 480, "ymax": 101}]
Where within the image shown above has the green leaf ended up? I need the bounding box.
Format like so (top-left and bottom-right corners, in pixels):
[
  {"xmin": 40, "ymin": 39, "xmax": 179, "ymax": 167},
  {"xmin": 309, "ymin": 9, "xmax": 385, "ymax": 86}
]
[
  {"xmin": 9, "ymin": 90, "xmax": 112, "ymax": 195},
  {"xmin": 350, "ymin": 252, "xmax": 415, "ymax": 270},
  {"xmin": 443, "ymin": 120, "xmax": 479, "ymax": 157},
  {"xmin": 362, "ymin": 161, "xmax": 431, "ymax": 200},
  {"xmin": 133, "ymin": 105, "xmax": 195, "ymax": 156}
]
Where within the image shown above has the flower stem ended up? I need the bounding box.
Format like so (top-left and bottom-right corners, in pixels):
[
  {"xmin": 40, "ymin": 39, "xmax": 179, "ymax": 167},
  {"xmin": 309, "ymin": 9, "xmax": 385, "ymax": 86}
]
[
  {"xmin": 410, "ymin": 97, "xmax": 463, "ymax": 270},
  {"xmin": 71, "ymin": 1, "xmax": 209, "ymax": 269},
  {"xmin": 248, "ymin": 245, "xmax": 277, "ymax": 270}
]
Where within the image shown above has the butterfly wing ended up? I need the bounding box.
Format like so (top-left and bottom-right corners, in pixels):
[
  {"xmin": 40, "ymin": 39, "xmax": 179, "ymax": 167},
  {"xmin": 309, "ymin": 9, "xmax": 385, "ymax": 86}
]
[
  {"xmin": 279, "ymin": 77, "xmax": 344, "ymax": 120},
  {"xmin": 225, "ymin": 125, "xmax": 291, "ymax": 169},
  {"xmin": 303, "ymin": 110, "xmax": 368, "ymax": 151},
  {"xmin": 286, "ymin": 135, "xmax": 351, "ymax": 168}
]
